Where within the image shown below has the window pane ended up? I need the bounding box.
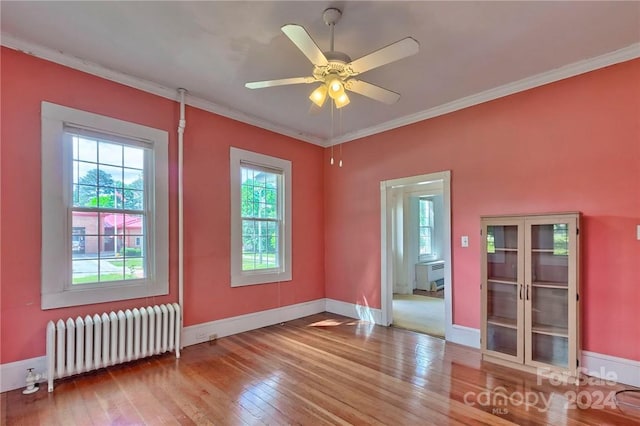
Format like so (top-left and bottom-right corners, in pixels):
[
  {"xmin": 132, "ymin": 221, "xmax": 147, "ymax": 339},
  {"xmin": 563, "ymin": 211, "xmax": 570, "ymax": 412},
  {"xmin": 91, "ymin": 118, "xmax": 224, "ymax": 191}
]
[
  {"xmin": 76, "ymin": 137, "xmax": 97, "ymax": 163},
  {"xmin": 123, "ymin": 168, "xmax": 143, "ymax": 190},
  {"xmin": 76, "ymin": 163, "xmax": 99, "ymax": 185},
  {"xmin": 74, "ymin": 184, "xmax": 97, "ymax": 207},
  {"xmin": 123, "ymin": 146, "xmax": 144, "ymax": 169},
  {"xmin": 241, "ymin": 219, "xmax": 279, "ymax": 271},
  {"xmin": 73, "ymin": 160, "xmax": 98, "ymax": 186},
  {"xmin": 122, "ymin": 221, "xmax": 146, "ymax": 276},
  {"xmin": 124, "ymin": 190, "xmax": 144, "ymax": 210},
  {"xmin": 99, "ymin": 259, "xmax": 124, "ymax": 282},
  {"xmin": 72, "ymin": 259, "xmax": 99, "ymax": 285},
  {"xmin": 75, "ymin": 235, "xmax": 98, "ymax": 260},
  {"xmin": 72, "ymin": 211, "xmax": 97, "ymax": 254},
  {"xmin": 98, "ymin": 141, "xmax": 123, "ymax": 167},
  {"xmin": 99, "ymin": 164, "xmax": 123, "ymax": 186}
]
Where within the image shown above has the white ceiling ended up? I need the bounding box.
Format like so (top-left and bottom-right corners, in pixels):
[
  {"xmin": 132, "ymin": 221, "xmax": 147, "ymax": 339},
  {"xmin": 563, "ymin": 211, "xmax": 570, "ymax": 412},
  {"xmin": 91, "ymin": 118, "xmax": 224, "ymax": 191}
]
[{"xmin": 2, "ymin": 1, "xmax": 639, "ymax": 146}]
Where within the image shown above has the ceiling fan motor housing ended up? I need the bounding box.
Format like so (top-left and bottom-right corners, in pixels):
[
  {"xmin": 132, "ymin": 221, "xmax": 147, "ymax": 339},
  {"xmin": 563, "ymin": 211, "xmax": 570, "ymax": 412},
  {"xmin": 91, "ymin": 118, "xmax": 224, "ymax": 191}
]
[{"xmin": 313, "ymin": 51, "xmax": 354, "ymax": 82}]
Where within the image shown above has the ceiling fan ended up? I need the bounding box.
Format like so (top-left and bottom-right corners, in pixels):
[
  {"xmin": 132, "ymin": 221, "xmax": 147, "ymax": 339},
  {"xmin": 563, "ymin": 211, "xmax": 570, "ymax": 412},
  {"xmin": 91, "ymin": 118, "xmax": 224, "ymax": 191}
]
[{"xmin": 245, "ymin": 8, "xmax": 419, "ymax": 109}]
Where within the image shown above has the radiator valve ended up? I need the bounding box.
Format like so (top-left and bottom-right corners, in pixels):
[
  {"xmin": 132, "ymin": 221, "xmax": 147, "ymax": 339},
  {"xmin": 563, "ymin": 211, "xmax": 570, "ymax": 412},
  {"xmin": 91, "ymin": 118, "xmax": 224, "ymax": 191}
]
[{"xmin": 23, "ymin": 368, "xmax": 42, "ymax": 394}]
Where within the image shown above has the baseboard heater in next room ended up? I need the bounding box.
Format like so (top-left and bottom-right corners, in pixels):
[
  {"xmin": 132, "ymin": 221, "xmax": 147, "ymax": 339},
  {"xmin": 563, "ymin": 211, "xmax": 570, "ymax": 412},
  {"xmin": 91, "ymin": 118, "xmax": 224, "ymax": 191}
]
[
  {"xmin": 416, "ymin": 260, "xmax": 445, "ymax": 291},
  {"xmin": 46, "ymin": 303, "xmax": 181, "ymax": 392}
]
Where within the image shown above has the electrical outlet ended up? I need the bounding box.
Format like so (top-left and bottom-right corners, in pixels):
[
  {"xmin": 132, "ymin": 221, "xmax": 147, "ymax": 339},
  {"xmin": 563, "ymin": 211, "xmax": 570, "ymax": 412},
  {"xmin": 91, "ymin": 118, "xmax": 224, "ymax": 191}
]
[{"xmin": 461, "ymin": 236, "xmax": 469, "ymax": 247}]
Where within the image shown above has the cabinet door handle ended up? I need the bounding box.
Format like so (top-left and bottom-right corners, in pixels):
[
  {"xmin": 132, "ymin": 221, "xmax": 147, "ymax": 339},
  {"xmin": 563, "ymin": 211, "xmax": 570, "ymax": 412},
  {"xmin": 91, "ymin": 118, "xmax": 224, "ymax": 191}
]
[
  {"xmin": 519, "ymin": 284, "xmax": 523, "ymax": 300},
  {"xmin": 526, "ymin": 285, "xmax": 530, "ymax": 301}
]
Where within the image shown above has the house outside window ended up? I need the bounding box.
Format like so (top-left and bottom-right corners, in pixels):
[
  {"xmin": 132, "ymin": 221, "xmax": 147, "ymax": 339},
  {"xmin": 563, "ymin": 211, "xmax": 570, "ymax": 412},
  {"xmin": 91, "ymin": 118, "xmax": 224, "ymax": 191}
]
[
  {"xmin": 230, "ymin": 147, "xmax": 291, "ymax": 287},
  {"xmin": 41, "ymin": 102, "xmax": 168, "ymax": 309}
]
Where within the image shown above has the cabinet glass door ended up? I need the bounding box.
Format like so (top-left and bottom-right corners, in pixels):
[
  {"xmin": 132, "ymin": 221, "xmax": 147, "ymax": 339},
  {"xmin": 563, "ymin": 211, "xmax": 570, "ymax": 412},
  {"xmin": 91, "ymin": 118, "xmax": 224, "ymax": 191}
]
[
  {"xmin": 528, "ymin": 222, "xmax": 570, "ymax": 367},
  {"xmin": 485, "ymin": 225, "xmax": 521, "ymax": 358}
]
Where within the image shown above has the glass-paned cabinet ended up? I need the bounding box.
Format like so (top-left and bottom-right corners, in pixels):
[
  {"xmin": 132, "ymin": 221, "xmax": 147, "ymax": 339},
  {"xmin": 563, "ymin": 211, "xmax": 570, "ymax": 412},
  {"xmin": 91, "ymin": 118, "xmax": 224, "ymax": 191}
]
[{"xmin": 481, "ymin": 213, "xmax": 580, "ymax": 379}]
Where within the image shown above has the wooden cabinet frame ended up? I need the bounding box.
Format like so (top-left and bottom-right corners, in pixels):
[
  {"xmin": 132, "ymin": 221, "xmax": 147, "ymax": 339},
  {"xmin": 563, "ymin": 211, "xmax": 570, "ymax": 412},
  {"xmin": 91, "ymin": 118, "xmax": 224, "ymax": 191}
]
[{"xmin": 481, "ymin": 213, "xmax": 580, "ymax": 380}]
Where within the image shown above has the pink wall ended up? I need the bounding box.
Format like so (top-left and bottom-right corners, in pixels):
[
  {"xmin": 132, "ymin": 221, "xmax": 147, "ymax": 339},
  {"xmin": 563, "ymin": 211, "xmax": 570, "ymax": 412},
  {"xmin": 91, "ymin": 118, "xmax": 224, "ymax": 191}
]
[
  {"xmin": 324, "ymin": 59, "xmax": 640, "ymax": 361},
  {"xmin": 181, "ymin": 99, "xmax": 325, "ymax": 327},
  {"xmin": 0, "ymin": 47, "xmax": 325, "ymax": 364},
  {"xmin": 1, "ymin": 46, "xmax": 637, "ymax": 365}
]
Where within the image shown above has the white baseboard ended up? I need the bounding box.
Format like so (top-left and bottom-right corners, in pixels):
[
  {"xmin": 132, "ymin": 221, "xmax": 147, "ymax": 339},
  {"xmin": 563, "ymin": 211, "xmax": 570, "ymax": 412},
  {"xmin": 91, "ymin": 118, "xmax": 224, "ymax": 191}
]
[
  {"xmin": 325, "ymin": 298, "xmax": 383, "ymax": 324},
  {"xmin": 1, "ymin": 356, "xmax": 47, "ymax": 393},
  {"xmin": 5, "ymin": 302, "xmax": 637, "ymax": 393},
  {"xmin": 441, "ymin": 328, "xmax": 640, "ymax": 387},
  {"xmin": 447, "ymin": 324, "xmax": 481, "ymax": 348},
  {"xmin": 182, "ymin": 299, "xmax": 326, "ymax": 347},
  {"xmin": 582, "ymin": 351, "xmax": 640, "ymax": 388}
]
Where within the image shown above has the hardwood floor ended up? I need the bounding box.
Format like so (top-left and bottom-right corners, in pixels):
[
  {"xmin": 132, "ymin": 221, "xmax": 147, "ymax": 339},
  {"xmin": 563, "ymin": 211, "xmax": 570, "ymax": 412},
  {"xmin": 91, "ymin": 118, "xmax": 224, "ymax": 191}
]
[{"xmin": 2, "ymin": 313, "xmax": 638, "ymax": 425}]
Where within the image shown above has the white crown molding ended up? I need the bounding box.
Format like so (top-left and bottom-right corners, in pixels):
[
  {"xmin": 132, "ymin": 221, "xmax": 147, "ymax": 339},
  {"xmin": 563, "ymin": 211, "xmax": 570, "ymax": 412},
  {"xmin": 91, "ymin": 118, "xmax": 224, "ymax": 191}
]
[
  {"xmin": 3, "ymin": 33, "xmax": 638, "ymax": 148},
  {"xmin": 0, "ymin": 33, "xmax": 325, "ymax": 147},
  {"xmin": 330, "ymin": 42, "xmax": 640, "ymax": 145}
]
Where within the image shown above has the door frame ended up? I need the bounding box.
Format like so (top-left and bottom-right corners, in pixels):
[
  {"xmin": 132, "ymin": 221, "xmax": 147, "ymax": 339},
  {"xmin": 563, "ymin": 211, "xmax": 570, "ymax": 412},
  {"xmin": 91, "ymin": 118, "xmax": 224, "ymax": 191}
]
[{"xmin": 380, "ymin": 170, "xmax": 452, "ymax": 338}]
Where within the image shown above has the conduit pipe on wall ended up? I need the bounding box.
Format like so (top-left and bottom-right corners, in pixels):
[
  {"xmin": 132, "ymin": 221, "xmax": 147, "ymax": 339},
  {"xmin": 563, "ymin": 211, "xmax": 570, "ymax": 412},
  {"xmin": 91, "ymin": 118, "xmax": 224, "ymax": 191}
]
[{"xmin": 177, "ymin": 88, "xmax": 187, "ymax": 348}]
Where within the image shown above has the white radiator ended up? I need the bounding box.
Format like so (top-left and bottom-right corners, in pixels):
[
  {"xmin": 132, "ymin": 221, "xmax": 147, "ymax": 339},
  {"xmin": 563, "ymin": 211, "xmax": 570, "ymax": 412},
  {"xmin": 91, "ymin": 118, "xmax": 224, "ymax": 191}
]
[
  {"xmin": 415, "ymin": 260, "xmax": 445, "ymax": 290},
  {"xmin": 46, "ymin": 303, "xmax": 181, "ymax": 392}
]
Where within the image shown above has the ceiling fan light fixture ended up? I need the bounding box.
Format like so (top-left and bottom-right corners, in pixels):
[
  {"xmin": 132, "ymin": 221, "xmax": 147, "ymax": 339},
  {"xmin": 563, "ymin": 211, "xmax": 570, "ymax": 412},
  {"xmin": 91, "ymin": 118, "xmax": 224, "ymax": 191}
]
[
  {"xmin": 335, "ymin": 92, "xmax": 350, "ymax": 109},
  {"xmin": 326, "ymin": 76, "xmax": 344, "ymax": 99},
  {"xmin": 309, "ymin": 85, "xmax": 328, "ymax": 107}
]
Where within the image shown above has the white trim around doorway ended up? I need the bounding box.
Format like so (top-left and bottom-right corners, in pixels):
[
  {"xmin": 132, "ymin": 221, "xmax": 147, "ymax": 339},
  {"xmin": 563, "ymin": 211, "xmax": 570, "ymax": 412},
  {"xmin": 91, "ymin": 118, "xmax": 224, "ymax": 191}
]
[{"xmin": 380, "ymin": 171, "xmax": 453, "ymax": 339}]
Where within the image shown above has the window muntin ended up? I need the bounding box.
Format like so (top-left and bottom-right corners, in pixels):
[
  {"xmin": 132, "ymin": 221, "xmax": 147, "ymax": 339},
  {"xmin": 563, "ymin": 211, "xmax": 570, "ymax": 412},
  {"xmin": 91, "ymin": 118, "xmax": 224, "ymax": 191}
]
[
  {"xmin": 69, "ymin": 131, "xmax": 148, "ymax": 285},
  {"xmin": 419, "ymin": 197, "xmax": 434, "ymax": 258},
  {"xmin": 230, "ymin": 147, "xmax": 291, "ymax": 287}
]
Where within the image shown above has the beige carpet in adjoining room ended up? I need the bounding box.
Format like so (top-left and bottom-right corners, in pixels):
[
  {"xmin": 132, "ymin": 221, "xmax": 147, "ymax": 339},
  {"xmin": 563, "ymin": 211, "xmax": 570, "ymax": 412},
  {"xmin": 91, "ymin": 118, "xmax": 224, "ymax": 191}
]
[{"xmin": 393, "ymin": 294, "xmax": 445, "ymax": 337}]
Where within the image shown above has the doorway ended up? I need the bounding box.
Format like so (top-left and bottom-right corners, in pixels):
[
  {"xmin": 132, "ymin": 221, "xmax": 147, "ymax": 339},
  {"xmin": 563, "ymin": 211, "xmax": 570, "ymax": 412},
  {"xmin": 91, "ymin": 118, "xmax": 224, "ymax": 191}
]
[{"xmin": 380, "ymin": 171, "xmax": 452, "ymax": 339}]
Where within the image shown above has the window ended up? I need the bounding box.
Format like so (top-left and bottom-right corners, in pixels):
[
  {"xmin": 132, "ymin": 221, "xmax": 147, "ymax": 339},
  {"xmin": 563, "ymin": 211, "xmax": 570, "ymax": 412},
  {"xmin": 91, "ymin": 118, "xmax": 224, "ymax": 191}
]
[
  {"xmin": 41, "ymin": 102, "xmax": 168, "ymax": 309},
  {"xmin": 418, "ymin": 197, "xmax": 435, "ymax": 260},
  {"xmin": 230, "ymin": 147, "xmax": 291, "ymax": 286}
]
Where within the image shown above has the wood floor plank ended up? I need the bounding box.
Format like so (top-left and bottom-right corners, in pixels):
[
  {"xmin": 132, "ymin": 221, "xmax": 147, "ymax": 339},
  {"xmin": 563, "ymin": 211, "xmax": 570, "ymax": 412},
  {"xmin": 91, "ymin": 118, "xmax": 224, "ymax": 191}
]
[{"xmin": 2, "ymin": 313, "xmax": 639, "ymax": 425}]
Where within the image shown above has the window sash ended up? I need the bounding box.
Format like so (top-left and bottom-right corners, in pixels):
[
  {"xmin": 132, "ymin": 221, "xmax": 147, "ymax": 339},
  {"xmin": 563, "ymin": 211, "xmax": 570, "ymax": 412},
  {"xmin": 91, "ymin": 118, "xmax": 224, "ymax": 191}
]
[
  {"xmin": 241, "ymin": 218, "xmax": 281, "ymax": 272},
  {"xmin": 65, "ymin": 130, "xmax": 152, "ymax": 288},
  {"xmin": 240, "ymin": 164, "xmax": 283, "ymax": 273}
]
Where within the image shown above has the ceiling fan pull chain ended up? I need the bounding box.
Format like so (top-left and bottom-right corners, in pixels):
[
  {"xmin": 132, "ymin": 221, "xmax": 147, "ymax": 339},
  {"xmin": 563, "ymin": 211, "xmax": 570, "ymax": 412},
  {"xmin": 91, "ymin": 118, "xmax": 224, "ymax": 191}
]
[
  {"xmin": 330, "ymin": 99, "xmax": 335, "ymax": 165},
  {"xmin": 339, "ymin": 108, "xmax": 343, "ymax": 167}
]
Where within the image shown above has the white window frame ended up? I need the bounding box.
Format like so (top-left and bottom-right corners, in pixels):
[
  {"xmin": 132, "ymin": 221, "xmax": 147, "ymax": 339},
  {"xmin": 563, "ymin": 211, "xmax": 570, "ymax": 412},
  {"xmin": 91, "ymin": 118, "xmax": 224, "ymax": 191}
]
[
  {"xmin": 41, "ymin": 102, "xmax": 169, "ymax": 309},
  {"xmin": 230, "ymin": 147, "xmax": 292, "ymax": 287}
]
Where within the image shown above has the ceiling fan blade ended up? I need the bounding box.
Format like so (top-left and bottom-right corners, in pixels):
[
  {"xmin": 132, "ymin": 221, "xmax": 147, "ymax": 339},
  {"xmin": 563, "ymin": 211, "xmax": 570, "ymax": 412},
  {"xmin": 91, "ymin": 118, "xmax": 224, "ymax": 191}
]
[
  {"xmin": 245, "ymin": 77, "xmax": 315, "ymax": 89},
  {"xmin": 281, "ymin": 24, "xmax": 328, "ymax": 66},
  {"xmin": 347, "ymin": 37, "xmax": 419, "ymax": 75},
  {"xmin": 345, "ymin": 79, "xmax": 400, "ymax": 104}
]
